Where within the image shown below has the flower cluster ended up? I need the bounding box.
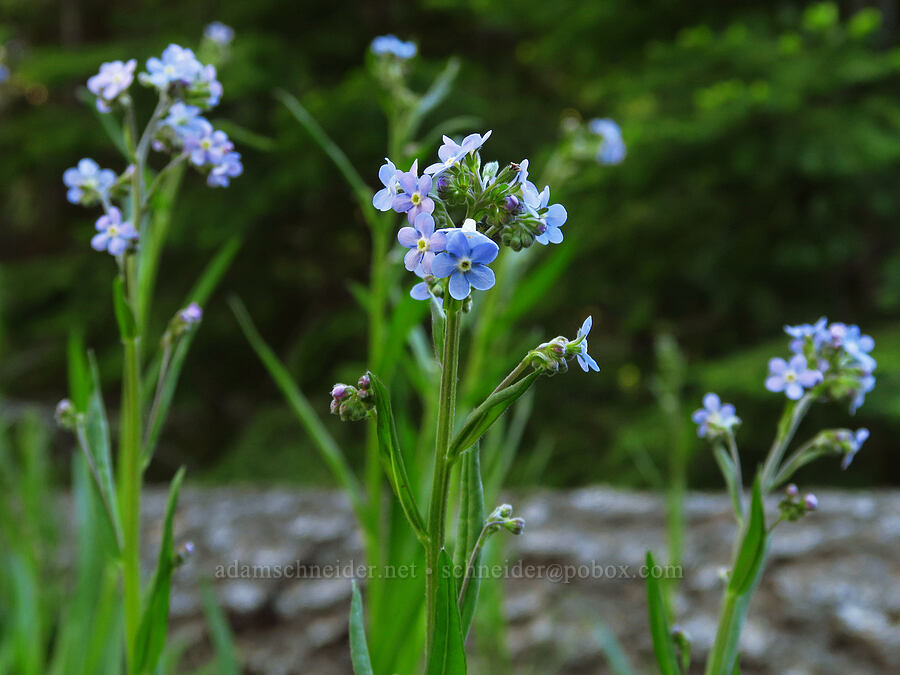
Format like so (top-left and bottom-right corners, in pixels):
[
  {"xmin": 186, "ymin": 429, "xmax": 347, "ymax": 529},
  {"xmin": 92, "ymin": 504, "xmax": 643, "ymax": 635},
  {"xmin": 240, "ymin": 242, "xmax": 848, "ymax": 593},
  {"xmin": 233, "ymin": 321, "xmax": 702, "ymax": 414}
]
[
  {"xmin": 778, "ymin": 483, "xmax": 818, "ymax": 522},
  {"xmin": 769, "ymin": 317, "xmax": 876, "ymax": 411},
  {"xmin": 526, "ymin": 316, "xmax": 600, "ymax": 375},
  {"xmin": 330, "ymin": 375, "xmax": 376, "ymax": 422},
  {"xmin": 692, "ymin": 393, "xmax": 740, "ymax": 439},
  {"xmin": 375, "ymin": 130, "xmax": 575, "ymax": 302},
  {"xmin": 66, "ymin": 34, "xmax": 243, "ymax": 256}
]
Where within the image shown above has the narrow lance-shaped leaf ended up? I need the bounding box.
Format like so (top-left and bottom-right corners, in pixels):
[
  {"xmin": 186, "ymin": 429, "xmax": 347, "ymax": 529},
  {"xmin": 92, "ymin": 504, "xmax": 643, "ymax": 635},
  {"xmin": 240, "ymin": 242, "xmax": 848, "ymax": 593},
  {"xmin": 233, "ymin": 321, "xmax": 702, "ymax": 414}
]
[
  {"xmin": 448, "ymin": 370, "xmax": 540, "ymax": 459},
  {"xmin": 112, "ymin": 277, "xmax": 136, "ymax": 341},
  {"xmin": 713, "ymin": 445, "xmax": 742, "ymax": 521},
  {"xmin": 728, "ymin": 477, "xmax": 766, "ymax": 595},
  {"xmin": 425, "ymin": 550, "xmax": 467, "ymax": 675},
  {"xmin": 349, "ymin": 580, "xmax": 375, "ymax": 675},
  {"xmin": 455, "ymin": 442, "xmax": 484, "ymax": 639},
  {"xmin": 369, "ymin": 372, "xmax": 428, "ymax": 544},
  {"xmin": 645, "ymin": 551, "xmax": 680, "ymax": 675},
  {"xmin": 200, "ymin": 581, "xmax": 240, "ymax": 675},
  {"xmin": 133, "ymin": 467, "xmax": 185, "ymax": 674}
]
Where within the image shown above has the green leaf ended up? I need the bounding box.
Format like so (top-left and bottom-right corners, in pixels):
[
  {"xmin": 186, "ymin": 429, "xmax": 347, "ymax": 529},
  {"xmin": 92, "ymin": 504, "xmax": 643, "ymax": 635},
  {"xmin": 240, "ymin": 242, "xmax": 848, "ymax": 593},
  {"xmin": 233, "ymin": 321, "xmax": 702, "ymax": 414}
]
[
  {"xmin": 713, "ymin": 445, "xmax": 743, "ymax": 520},
  {"xmin": 229, "ymin": 296, "xmax": 367, "ymax": 522},
  {"xmin": 454, "ymin": 442, "xmax": 484, "ymax": 639},
  {"xmin": 200, "ymin": 582, "xmax": 239, "ymax": 675},
  {"xmin": 448, "ymin": 371, "xmax": 540, "ymax": 459},
  {"xmin": 134, "ymin": 467, "xmax": 185, "ymax": 674},
  {"xmin": 645, "ymin": 551, "xmax": 679, "ymax": 675},
  {"xmin": 368, "ymin": 372, "xmax": 428, "ymax": 543},
  {"xmin": 67, "ymin": 333, "xmax": 90, "ymax": 412},
  {"xmin": 143, "ymin": 236, "xmax": 242, "ymax": 465},
  {"xmin": 349, "ymin": 580, "xmax": 375, "ymax": 675},
  {"xmin": 592, "ymin": 621, "xmax": 637, "ymax": 675},
  {"xmin": 425, "ymin": 550, "xmax": 467, "ymax": 675},
  {"xmin": 728, "ymin": 477, "xmax": 766, "ymax": 594},
  {"xmin": 112, "ymin": 277, "xmax": 136, "ymax": 340},
  {"xmin": 430, "ymin": 296, "xmax": 446, "ymax": 363}
]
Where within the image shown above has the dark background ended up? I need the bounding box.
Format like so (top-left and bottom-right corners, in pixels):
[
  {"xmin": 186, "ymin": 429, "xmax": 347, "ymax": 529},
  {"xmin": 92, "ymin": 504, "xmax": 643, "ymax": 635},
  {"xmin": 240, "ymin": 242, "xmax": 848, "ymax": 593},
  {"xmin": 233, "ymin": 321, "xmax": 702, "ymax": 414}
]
[{"xmin": 1, "ymin": 0, "xmax": 898, "ymax": 488}]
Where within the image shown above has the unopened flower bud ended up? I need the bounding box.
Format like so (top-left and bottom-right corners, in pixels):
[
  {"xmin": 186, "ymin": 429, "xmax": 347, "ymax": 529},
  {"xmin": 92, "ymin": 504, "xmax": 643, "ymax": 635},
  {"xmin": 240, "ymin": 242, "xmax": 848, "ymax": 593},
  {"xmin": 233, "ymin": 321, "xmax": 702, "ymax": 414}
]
[
  {"xmin": 357, "ymin": 374, "xmax": 371, "ymax": 390},
  {"xmin": 785, "ymin": 483, "xmax": 799, "ymax": 498},
  {"xmin": 491, "ymin": 504, "xmax": 513, "ymax": 519},
  {"xmin": 331, "ymin": 384, "xmax": 350, "ymax": 400},
  {"xmin": 804, "ymin": 494, "xmax": 818, "ymax": 511},
  {"xmin": 174, "ymin": 541, "xmax": 195, "ymax": 567},
  {"xmin": 503, "ymin": 517, "xmax": 525, "ymax": 535},
  {"xmin": 179, "ymin": 302, "xmax": 203, "ymax": 324},
  {"xmin": 55, "ymin": 399, "xmax": 77, "ymax": 430},
  {"xmin": 329, "ymin": 376, "xmax": 375, "ymax": 421},
  {"xmin": 436, "ymin": 174, "xmax": 452, "ymax": 199},
  {"xmin": 503, "ymin": 195, "xmax": 520, "ymax": 212}
]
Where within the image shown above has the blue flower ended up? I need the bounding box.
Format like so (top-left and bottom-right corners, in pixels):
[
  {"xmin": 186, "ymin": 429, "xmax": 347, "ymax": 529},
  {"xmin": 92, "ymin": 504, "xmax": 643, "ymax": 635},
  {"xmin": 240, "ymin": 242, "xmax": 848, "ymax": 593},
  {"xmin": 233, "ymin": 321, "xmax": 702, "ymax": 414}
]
[
  {"xmin": 183, "ymin": 119, "xmax": 233, "ymax": 166},
  {"xmin": 371, "ymin": 35, "xmax": 417, "ymax": 59},
  {"xmin": 207, "ymin": 151, "xmax": 243, "ymax": 187},
  {"xmin": 140, "ymin": 44, "xmax": 203, "ymax": 90},
  {"xmin": 392, "ymin": 160, "xmax": 435, "ymax": 224},
  {"xmin": 522, "ymin": 183, "xmax": 567, "ymax": 245},
  {"xmin": 179, "ymin": 302, "xmax": 203, "ymax": 324},
  {"xmin": 87, "ymin": 59, "xmax": 137, "ymax": 112},
  {"xmin": 840, "ymin": 428, "xmax": 869, "ymax": 469},
  {"xmin": 373, "ymin": 158, "xmax": 402, "ymax": 211},
  {"xmin": 431, "ymin": 229, "xmax": 499, "ymax": 300},
  {"xmin": 189, "ymin": 64, "xmax": 223, "ymax": 108},
  {"xmin": 842, "ymin": 324, "xmax": 876, "ymax": 373},
  {"xmin": 573, "ymin": 316, "xmax": 600, "ymax": 372},
  {"xmin": 91, "ymin": 207, "xmax": 138, "ymax": 255},
  {"xmin": 588, "ymin": 118, "xmax": 626, "ymax": 165},
  {"xmin": 784, "ymin": 317, "xmax": 828, "ymax": 353},
  {"xmin": 397, "ymin": 213, "xmax": 446, "ymax": 274},
  {"xmin": 161, "ymin": 102, "xmax": 206, "ymax": 139},
  {"xmin": 850, "ymin": 373, "xmax": 875, "ymax": 414},
  {"xmin": 765, "ymin": 354, "xmax": 823, "ymax": 400},
  {"xmin": 424, "ymin": 131, "xmax": 493, "ymax": 175},
  {"xmin": 63, "ymin": 158, "xmax": 116, "ymax": 205},
  {"xmin": 691, "ymin": 393, "xmax": 740, "ymax": 438},
  {"xmin": 204, "ymin": 22, "xmax": 235, "ymax": 46}
]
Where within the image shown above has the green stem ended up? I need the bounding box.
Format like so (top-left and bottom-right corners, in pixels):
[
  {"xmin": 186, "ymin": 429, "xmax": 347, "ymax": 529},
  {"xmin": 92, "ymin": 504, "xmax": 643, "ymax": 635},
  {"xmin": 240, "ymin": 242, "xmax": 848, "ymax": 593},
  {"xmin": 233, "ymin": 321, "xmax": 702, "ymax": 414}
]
[
  {"xmin": 760, "ymin": 393, "xmax": 814, "ymax": 492},
  {"xmin": 705, "ymin": 590, "xmax": 741, "ymax": 675},
  {"xmin": 457, "ymin": 520, "xmax": 500, "ymax": 608},
  {"xmin": 425, "ymin": 297, "xmax": 462, "ymax": 658}
]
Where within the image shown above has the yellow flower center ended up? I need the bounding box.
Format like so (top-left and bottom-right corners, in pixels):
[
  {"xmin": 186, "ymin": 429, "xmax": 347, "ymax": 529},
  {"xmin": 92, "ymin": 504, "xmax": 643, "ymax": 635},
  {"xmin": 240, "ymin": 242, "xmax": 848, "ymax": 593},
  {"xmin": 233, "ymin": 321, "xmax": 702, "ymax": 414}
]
[
  {"xmin": 108, "ymin": 225, "xmax": 119, "ymax": 237},
  {"xmin": 417, "ymin": 237, "xmax": 429, "ymax": 252},
  {"xmin": 411, "ymin": 192, "xmax": 422, "ymax": 205}
]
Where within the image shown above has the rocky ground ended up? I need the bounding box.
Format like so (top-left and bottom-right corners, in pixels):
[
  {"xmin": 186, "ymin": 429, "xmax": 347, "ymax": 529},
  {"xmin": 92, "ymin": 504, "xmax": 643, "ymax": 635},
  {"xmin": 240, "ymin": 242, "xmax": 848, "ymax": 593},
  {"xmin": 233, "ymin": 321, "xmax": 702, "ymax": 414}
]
[{"xmin": 140, "ymin": 486, "xmax": 900, "ymax": 674}]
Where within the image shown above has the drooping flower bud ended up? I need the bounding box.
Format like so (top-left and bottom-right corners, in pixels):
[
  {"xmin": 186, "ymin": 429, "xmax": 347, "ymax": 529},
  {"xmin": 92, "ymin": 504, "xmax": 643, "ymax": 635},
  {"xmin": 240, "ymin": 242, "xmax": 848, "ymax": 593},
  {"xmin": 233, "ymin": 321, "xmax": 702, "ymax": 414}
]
[
  {"xmin": 55, "ymin": 399, "xmax": 78, "ymax": 430},
  {"xmin": 503, "ymin": 517, "xmax": 525, "ymax": 535},
  {"xmin": 329, "ymin": 378, "xmax": 375, "ymax": 422},
  {"xmin": 803, "ymin": 493, "xmax": 818, "ymax": 511}
]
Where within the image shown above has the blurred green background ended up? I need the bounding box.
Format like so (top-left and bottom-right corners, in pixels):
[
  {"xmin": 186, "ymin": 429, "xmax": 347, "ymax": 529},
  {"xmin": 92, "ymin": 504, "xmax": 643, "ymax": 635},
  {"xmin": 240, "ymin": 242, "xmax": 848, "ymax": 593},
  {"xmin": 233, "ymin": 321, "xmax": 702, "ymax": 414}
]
[{"xmin": 1, "ymin": 0, "xmax": 898, "ymax": 489}]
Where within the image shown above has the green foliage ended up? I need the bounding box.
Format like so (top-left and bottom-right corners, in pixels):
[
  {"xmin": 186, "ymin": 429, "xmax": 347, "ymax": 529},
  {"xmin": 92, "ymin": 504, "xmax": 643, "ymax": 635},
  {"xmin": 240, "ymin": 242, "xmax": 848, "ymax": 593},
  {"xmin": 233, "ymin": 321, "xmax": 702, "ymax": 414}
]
[
  {"xmin": 348, "ymin": 581, "xmax": 375, "ymax": 675},
  {"xmin": 425, "ymin": 550, "xmax": 467, "ymax": 675}
]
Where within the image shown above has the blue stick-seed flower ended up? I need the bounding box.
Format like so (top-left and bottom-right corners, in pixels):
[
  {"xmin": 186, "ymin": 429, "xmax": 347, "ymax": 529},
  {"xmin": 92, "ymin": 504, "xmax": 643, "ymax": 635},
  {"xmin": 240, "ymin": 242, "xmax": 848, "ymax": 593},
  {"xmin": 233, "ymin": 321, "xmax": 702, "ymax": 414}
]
[
  {"xmin": 370, "ymin": 35, "xmax": 417, "ymax": 59},
  {"xmin": 183, "ymin": 119, "xmax": 232, "ymax": 166},
  {"xmin": 588, "ymin": 118, "xmax": 626, "ymax": 165},
  {"xmin": 91, "ymin": 207, "xmax": 138, "ymax": 255},
  {"xmin": 397, "ymin": 213, "xmax": 446, "ymax": 273},
  {"xmin": 373, "ymin": 158, "xmax": 402, "ymax": 211},
  {"xmin": 523, "ymin": 183, "xmax": 567, "ymax": 245},
  {"xmin": 424, "ymin": 131, "xmax": 493, "ymax": 176},
  {"xmin": 765, "ymin": 354, "xmax": 823, "ymax": 400},
  {"xmin": 204, "ymin": 21, "xmax": 235, "ymax": 47},
  {"xmin": 161, "ymin": 102, "xmax": 206, "ymax": 139},
  {"xmin": 140, "ymin": 44, "xmax": 203, "ymax": 90},
  {"xmin": 207, "ymin": 151, "xmax": 243, "ymax": 187},
  {"xmin": 431, "ymin": 229, "xmax": 499, "ymax": 300},
  {"xmin": 63, "ymin": 158, "xmax": 117, "ymax": 205},
  {"xmin": 692, "ymin": 393, "xmax": 740, "ymax": 438},
  {"xmin": 393, "ymin": 160, "xmax": 434, "ymax": 224},
  {"xmin": 87, "ymin": 59, "xmax": 137, "ymax": 112},
  {"xmin": 572, "ymin": 316, "xmax": 600, "ymax": 372}
]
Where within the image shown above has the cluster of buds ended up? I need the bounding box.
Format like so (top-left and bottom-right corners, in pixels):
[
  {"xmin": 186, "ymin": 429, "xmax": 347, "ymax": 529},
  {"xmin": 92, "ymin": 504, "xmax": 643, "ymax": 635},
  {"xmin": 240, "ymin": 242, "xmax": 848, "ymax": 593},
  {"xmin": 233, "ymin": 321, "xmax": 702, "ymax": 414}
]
[
  {"xmin": 162, "ymin": 302, "xmax": 203, "ymax": 346},
  {"xmin": 808, "ymin": 427, "xmax": 870, "ymax": 470},
  {"xmin": 485, "ymin": 503, "xmax": 526, "ymax": 536},
  {"xmin": 526, "ymin": 316, "xmax": 599, "ymax": 376},
  {"xmin": 173, "ymin": 541, "xmax": 195, "ymax": 568},
  {"xmin": 778, "ymin": 483, "xmax": 818, "ymax": 522},
  {"xmin": 55, "ymin": 398, "xmax": 79, "ymax": 430},
  {"xmin": 329, "ymin": 374, "xmax": 375, "ymax": 422}
]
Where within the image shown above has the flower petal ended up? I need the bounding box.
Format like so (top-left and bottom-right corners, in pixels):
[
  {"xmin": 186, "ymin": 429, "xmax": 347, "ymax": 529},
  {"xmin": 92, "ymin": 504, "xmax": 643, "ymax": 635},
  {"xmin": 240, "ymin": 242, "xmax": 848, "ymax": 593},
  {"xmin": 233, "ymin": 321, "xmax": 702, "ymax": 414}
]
[
  {"xmin": 404, "ymin": 248, "xmax": 423, "ymax": 272},
  {"xmin": 469, "ymin": 239, "xmax": 499, "ymax": 264},
  {"xmin": 466, "ymin": 264, "xmax": 495, "ymax": 291},
  {"xmin": 448, "ymin": 270, "xmax": 470, "ymax": 300},
  {"xmin": 415, "ymin": 212, "xmax": 435, "ymax": 238},
  {"xmin": 445, "ymin": 230, "xmax": 469, "ymax": 258},
  {"xmin": 703, "ymin": 392, "xmax": 720, "ymax": 411},
  {"xmin": 430, "ymin": 252, "xmax": 457, "ymax": 279},
  {"xmin": 397, "ymin": 226, "xmax": 418, "ymax": 248}
]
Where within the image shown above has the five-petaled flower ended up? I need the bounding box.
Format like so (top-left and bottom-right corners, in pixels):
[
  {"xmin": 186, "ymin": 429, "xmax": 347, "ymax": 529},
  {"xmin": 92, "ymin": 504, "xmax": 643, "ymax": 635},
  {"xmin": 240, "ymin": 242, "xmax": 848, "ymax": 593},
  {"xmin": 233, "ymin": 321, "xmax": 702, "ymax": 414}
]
[
  {"xmin": 140, "ymin": 44, "xmax": 202, "ymax": 90},
  {"xmin": 431, "ymin": 229, "xmax": 499, "ymax": 300},
  {"xmin": 373, "ymin": 158, "xmax": 402, "ymax": 211},
  {"xmin": 398, "ymin": 213, "xmax": 446, "ymax": 274},
  {"xmin": 424, "ymin": 131, "xmax": 493, "ymax": 176},
  {"xmin": 87, "ymin": 59, "xmax": 137, "ymax": 112},
  {"xmin": 523, "ymin": 183, "xmax": 567, "ymax": 245},
  {"xmin": 183, "ymin": 119, "xmax": 233, "ymax": 166},
  {"xmin": 765, "ymin": 354, "xmax": 823, "ymax": 400},
  {"xmin": 370, "ymin": 35, "xmax": 417, "ymax": 59},
  {"xmin": 393, "ymin": 160, "xmax": 434, "ymax": 224},
  {"xmin": 91, "ymin": 207, "xmax": 138, "ymax": 256},
  {"xmin": 207, "ymin": 151, "xmax": 243, "ymax": 187},
  {"xmin": 692, "ymin": 393, "xmax": 740, "ymax": 438},
  {"xmin": 588, "ymin": 118, "xmax": 626, "ymax": 165},
  {"xmin": 572, "ymin": 316, "xmax": 600, "ymax": 372},
  {"xmin": 63, "ymin": 158, "xmax": 117, "ymax": 205},
  {"xmin": 161, "ymin": 102, "xmax": 206, "ymax": 139}
]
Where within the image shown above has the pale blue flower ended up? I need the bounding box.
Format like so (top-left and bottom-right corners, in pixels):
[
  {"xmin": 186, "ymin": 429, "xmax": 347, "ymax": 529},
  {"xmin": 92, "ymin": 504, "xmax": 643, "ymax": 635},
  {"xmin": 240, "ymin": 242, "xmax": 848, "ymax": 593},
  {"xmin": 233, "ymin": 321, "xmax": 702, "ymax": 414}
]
[
  {"xmin": 424, "ymin": 131, "xmax": 493, "ymax": 175},
  {"xmin": 397, "ymin": 213, "xmax": 446, "ymax": 274},
  {"xmin": 431, "ymin": 229, "xmax": 499, "ymax": 300},
  {"xmin": 840, "ymin": 428, "xmax": 869, "ymax": 469},
  {"xmin": 87, "ymin": 59, "xmax": 137, "ymax": 112},
  {"xmin": 371, "ymin": 35, "xmax": 417, "ymax": 59},
  {"xmin": 574, "ymin": 316, "xmax": 600, "ymax": 372},
  {"xmin": 207, "ymin": 151, "xmax": 243, "ymax": 187},
  {"xmin": 91, "ymin": 207, "xmax": 138, "ymax": 255},
  {"xmin": 588, "ymin": 118, "xmax": 626, "ymax": 165},
  {"xmin": 161, "ymin": 102, "xmax": 206, "ymax": 138},
  {"xmin": 204, "ymin": 22, "xmax": 235, "ymax": 46},
  {"xmin": 765, "ymin": 354, "xmax": 823, "ymax": 400},
  {"xmin": 691, "ymin": 393, "xmax": 740, "ymax": 438},
  {"xmin": 850, "ymin": 373, "xmax": 875, "ymax": 414},
  {"xmin": 785, "ymin": 317, "xmax": 827, "ymax": 353},
  {"xmin": 179, "ymin": 302, "xmax": 203, "ymax": 324},
  {"xmin": 523, "ymin": 183, "xmax": 567, "ymax": 245},
  {"xmin": 140, "ymin": 44, "xmax": 203, "ymax": 90},
  {"xmin": 373, "ymin": 158, "xmax": 401, "ymax": 211},
  {"xmin": 842, "ymin": 324, "xmax": 876, "ymax": 373},
  {"xmin": 393, "ymin": 160, "xmax": 434, "ymax": 224},
  {"xmin": 63, "ymin": 158, "xmax": 116, "ymax": 204},
  {"xmin": 183, "ymin": 119, "xmax": 233, "ymax": 166}
]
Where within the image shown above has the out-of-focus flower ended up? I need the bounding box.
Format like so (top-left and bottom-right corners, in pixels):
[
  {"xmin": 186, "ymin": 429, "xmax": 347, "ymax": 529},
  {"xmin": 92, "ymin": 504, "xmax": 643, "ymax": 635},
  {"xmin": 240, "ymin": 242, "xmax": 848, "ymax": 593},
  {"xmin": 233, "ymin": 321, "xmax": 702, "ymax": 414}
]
[
  {"xmin": 692, "ymin": 393, "xmax": 740, "ymax": 438},
  {"xmin": 431, "ymin": 229, "xmax": 499, "ymax": 300},
  {"xmin": 204, "ymin": 22, "xmax": 235, "ymax": 46},
  {"xmin": 91, "ymin": 207, "xmax": 138, "ymax": 255},
  {"xmin": 140, "ymin": 44, "xmax": 203, "ymax": 90},
  {"xmin": 207, "ymin": 151, "xmax": 243, "ymax": 187},
  {"xmin": 87, "ymin": 59, "xmax": 137, "ymax": 112},
  {"xmin": 63, "ymin": 158, "xmax": 117, "ymax": 205},
  {"xmin": 765, "ymin": 354, "xmax": 822, "ymax": 400},
  {"xmin": 588, "ymin": 118, "xmax": 626, "ymax": 165},
  {"xmin": 161, "ymin": 102, "xmax": 206, "ymax": 138},
  {"xmin": 398, "ymin": 213, "xmax": 446, "ymax": 274},
  {"xmin": 371, "ymin": 35, "xmax": 417, "ymax": 59},
  {"xmin": 784, "ymin": 317, "xmax": 827, "ymax": 353},
  {"xmin": 392, "ymin": 160, "xmax": 434, "ymax": 224},
  {"xmin": 373, "ymin": 158, "xmax": 401, "ymax": 211},
  {"xmin": 839, "ymin": 427, "xmax": 869, "ymax": 470},
  {"xmin": 183, "ymin": 119, "xmax": 232, "ymax": 166},
  {"xmin": 179, "ymin": 302, "xmax": 203, "ymax": 324}
]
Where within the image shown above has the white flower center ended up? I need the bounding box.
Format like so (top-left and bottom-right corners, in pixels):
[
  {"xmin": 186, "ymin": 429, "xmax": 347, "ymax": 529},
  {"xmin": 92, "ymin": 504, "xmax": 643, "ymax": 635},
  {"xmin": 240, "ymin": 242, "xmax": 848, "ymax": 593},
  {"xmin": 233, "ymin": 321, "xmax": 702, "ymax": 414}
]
[
  {"xmin": 108, "ymin": 225, "xmax": 119, "ymax": 236},
  {"xmin": 457, "ymin": 257, "xmax": 472, "ymax": 272}
]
